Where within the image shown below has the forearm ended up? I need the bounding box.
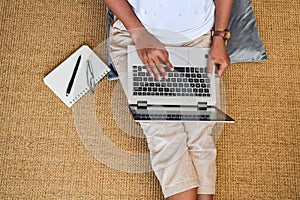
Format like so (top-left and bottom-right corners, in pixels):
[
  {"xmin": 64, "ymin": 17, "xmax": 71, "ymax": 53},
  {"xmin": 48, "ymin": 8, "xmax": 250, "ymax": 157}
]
[
  {"xmin": 208, "ymin": 0, "xmax": 234, "ymax": 76},
  {"xmin": 103, "ymin": 0, "xmax": 173, "ymax": 79},
  {"xmin": 103, "ymin": 0, "xmax": 144, "ymax": 30},
  {"xmin": 213, "ymin": 0, "xmax": 234, "ymax": 30}
]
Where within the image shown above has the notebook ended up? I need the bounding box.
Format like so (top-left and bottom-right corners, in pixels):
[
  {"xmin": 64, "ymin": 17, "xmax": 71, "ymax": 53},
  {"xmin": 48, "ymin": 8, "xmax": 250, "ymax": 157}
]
[
  {"xmin": 44, "ymin": 45, "xmax": 110, "ymax": 107},
  {"xmin": 127, "ymin": 45, "xmax": 234, "ymax": 122}
]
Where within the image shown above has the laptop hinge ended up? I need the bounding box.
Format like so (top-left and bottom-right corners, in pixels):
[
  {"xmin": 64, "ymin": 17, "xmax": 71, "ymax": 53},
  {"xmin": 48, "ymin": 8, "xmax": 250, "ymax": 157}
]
[
  {"xmin": 137, "ymin": 101, "xmax": 148, "ymax": 109},
  {"xmin": 197, "ymin": 102, "xmax": 207, "ymax": 110}
]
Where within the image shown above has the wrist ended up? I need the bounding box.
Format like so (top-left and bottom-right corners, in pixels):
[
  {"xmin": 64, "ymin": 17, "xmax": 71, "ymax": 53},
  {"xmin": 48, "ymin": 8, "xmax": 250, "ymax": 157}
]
[
  {"xmin": 212, "ymin": 35, "xmax": 227, "ymax": 47},
  {"xmin": 211, "ymin": 28, "xmax": 231, "ymax": 42},
  {"xmin": 129, "ymin": 27, "xmax": 149, "ymax": 42}
]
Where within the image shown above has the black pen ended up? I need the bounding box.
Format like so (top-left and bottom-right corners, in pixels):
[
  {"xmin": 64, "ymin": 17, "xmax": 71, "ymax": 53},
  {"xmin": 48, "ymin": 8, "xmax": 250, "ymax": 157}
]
[{"xmin": 66, "ymin": 55, "xmax": 81, "ymax": 97}]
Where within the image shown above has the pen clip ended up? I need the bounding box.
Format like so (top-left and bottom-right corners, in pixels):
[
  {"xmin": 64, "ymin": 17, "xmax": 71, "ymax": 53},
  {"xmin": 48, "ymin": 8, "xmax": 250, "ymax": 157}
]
[{"xmin": 86, "ymin": 59, "xmax": 95, "ymax": 95}]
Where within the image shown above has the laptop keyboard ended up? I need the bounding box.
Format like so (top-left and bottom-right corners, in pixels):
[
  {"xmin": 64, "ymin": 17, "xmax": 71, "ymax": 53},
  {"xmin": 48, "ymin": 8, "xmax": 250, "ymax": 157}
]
[{"xmin": 132, "ymin": 65, "xmax": 211, "ymax": 97}]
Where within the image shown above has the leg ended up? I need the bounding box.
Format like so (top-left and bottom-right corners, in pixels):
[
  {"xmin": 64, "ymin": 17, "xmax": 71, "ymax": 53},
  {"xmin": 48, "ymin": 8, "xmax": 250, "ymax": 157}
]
[
  {"xmin": 110, "ymin": 19, "xmax": 216, "ymax": 200},
  {"xmin": 139, "ymin": 122, "xmax": 199, "ymax": 198},
  {"xmin": 110, "ymin": 20, "xmax": 200, "ymax": 199},
  {"xmin": 198, "ymin": 194, "xmax": 214, "ymax": 200},
  {"xmin": 166, "ymin": 188, "xmax": 197, "ymax": 200},
  {"xmin": 183, "ymin": 122, "xmax": 217, "ymax": 197},
  {"xmin": 109, "ymin": 19, "xmax": 134, "ymax": 98},
  {"xmin": 182, "ymin": 33, "xmax": 217, "ymax": 199}
]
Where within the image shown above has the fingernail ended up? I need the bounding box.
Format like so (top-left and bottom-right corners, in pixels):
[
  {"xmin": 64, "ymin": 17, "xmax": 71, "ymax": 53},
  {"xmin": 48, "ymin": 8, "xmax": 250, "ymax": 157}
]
[{"xmin": 207, "ymin": 73, "xmax": 211, "ymax": 78}]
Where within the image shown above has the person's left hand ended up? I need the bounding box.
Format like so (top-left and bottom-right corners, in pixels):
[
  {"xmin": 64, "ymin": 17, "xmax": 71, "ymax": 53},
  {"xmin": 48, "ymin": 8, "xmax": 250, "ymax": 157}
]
[{"xmin": 207, "ymin": 37, "xmax": 230, "ymax": 77}]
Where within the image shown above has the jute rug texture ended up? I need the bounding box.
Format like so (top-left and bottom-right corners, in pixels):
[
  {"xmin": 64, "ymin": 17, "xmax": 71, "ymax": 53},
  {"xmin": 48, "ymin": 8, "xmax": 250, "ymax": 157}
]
[{"xmin": 0, "ymin": 0, "xmax": 299, "ymax": 199}]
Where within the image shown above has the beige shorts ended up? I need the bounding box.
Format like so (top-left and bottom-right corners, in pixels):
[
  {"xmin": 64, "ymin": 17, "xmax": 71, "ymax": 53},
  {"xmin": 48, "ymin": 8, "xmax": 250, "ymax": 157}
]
[{"xmin": 110, "ymin": 19, "xmax": 217, "ymax": 198}]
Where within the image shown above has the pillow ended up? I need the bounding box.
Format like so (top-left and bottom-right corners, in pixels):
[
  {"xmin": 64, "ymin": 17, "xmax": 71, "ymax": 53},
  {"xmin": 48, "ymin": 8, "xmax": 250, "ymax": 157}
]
[
  {"xmin": 227, "ymin": 0, "xmax": 268, "ymax": 63},
  {"xmin": 106, "ymin": 0, "xmax": 267, "ymax": 80}
]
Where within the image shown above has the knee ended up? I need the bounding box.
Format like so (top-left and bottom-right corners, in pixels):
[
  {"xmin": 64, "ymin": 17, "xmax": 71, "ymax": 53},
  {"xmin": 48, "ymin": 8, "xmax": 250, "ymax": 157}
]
[{"xmin": 189, "ymin": 148, "xmax": 217, "ymax": 161}]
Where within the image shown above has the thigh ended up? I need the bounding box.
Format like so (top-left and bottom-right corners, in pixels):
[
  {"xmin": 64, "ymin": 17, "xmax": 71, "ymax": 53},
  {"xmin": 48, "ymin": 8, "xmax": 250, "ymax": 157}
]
[
  {"xmin": 182, "ymin": 122, "xmax": 216, "ymax": 151},
  {"xmin": 109, "ymin": 19, "xmax": 134, "ymax": 97},
  {"xmin": 139, "ymin": 122, "xmax": 187, "ymax": 170}
]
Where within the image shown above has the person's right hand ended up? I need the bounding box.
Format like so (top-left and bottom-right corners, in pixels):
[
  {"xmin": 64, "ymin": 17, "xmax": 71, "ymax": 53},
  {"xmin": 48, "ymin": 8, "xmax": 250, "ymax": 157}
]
[{"xmin": 129, "ymin": 28, "xmax": 174, "ymax": 80}]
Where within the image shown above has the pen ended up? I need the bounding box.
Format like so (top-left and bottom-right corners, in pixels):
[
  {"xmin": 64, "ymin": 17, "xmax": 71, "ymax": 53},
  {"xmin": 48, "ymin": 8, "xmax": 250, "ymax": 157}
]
[{"xmin": 66, "ymin": 55, "xmax": 81, "ymax": 97}]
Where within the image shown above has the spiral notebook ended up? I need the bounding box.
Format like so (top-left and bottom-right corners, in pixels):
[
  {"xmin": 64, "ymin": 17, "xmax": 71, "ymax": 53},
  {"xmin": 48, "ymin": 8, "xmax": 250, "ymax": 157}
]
[{"xmin": 43, "ymin": 45, "xmax": 110, "ymax": 107}]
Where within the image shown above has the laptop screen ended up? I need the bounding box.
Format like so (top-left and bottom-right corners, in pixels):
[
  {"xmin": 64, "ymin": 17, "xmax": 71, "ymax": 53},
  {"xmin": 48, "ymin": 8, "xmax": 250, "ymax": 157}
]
[{"xmin": 129, "ymin": 104, "xmax": 235, "ymax": 122}]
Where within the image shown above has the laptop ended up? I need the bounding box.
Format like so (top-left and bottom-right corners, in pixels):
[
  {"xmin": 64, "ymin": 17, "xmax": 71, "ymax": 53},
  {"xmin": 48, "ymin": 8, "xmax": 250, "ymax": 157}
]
[{"xmin": 127, "ymin": 45, "xmax": 234, "ymax": 122}]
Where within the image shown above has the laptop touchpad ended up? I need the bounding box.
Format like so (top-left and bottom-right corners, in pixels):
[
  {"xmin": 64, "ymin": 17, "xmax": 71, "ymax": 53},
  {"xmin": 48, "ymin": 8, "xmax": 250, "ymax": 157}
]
[{"xmin": 167, "ymin": 48, "xmax": 189, "ymax": 65}]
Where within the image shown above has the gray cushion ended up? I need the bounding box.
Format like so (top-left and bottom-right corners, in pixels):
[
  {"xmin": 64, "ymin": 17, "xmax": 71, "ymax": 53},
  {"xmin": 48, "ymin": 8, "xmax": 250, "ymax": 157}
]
[{"xmin": 227, "ymin": 0, "xmax": 267, "ymax": 63}]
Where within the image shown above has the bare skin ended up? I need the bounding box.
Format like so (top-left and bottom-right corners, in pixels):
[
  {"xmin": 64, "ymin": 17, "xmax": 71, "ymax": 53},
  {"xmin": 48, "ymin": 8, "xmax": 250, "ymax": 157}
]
[
  {"xmin": 208, "ymin": 0, "xmax": 234, "ymax": 77},
  {"xmin": 103, "ymin": 0, "xmax": 233, "ymax": 199}
]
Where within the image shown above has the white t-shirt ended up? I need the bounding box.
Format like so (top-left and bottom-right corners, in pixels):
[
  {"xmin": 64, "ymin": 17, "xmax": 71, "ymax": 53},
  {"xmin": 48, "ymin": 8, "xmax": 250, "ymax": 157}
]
[{"xmin": 127, "ymin": 0, "xmax": 215, "ymax": 43}]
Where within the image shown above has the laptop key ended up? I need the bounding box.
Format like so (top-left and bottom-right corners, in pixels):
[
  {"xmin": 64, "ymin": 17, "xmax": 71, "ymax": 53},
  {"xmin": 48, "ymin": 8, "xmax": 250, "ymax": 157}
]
[
  {"xmin": 134, "ymin": 77, "xmax": 142, "ymax": 81},
  {"xmin": 138, "ymin": 72, "xmax": 145, "ymax": 76},
  {"xmin": 134, "ymin": 87, "xmax": 142, "ymax": 91},
  {"xmin": 174, "ymin": 67, "xmax": 185, "ymax": 72}
]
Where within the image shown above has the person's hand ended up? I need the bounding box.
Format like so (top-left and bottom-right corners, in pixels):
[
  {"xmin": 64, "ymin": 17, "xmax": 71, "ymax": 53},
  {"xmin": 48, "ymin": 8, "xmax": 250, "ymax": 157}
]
[
  {"xmin": 207, "ymin": 37, "xmax": 230, "ymax": 77},
  {"xmin": 129, "ymin": 28, "xmax": 174, "ymax": 80}
]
